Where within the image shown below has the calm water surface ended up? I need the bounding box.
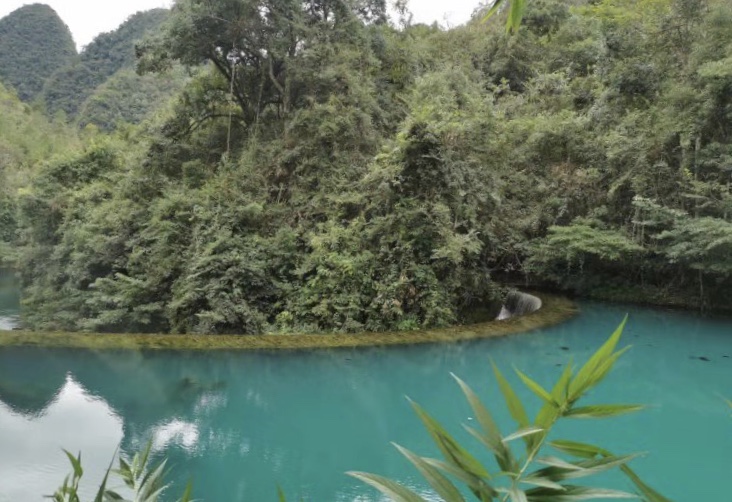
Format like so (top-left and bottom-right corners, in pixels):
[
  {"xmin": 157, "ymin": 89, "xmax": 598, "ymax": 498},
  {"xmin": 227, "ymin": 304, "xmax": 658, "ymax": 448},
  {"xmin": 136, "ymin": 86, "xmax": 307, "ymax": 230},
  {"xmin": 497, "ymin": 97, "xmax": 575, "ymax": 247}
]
[{"xmin": 0, "ymin": 285, "xmax": 731, "ymax": 500}]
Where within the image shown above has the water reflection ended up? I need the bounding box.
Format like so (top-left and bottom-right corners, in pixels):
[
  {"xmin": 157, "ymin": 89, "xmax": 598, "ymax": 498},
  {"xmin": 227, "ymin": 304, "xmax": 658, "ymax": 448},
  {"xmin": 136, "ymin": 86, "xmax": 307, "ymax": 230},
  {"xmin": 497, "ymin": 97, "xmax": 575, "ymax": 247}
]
[
  {"xmin": 1, "ymin": 304, "xmax": 731, "ymax": 500},
  {"xmin": 0, "ymin": 347, "xmax": 233, "ymax": 500},
  {"xmin": 0, "ymin": 375, "xmax": 122, "ymax": 502}
]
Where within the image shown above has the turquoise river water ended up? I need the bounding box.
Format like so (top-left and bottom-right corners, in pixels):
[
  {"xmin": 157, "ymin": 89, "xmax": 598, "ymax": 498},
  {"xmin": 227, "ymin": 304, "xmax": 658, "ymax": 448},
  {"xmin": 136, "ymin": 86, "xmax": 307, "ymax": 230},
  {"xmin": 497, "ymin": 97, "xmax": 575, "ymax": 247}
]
[{"xmin": 0, "ymin": 273, "xmax": 731, "ymax": 500}]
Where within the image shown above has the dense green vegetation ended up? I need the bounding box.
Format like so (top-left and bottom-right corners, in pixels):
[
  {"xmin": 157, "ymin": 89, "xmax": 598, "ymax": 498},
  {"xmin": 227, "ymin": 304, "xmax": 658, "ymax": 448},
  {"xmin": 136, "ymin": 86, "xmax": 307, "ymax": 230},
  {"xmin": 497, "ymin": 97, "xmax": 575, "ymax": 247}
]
[
  {"xmin": 41, "ymin": 9, "xmax": 172, "ymax": 121},
  {"xmin": 0, "ymin": 81, "xmax": 81, "ymax": 265},
  {"xmin": 0, "ymin": 294, "xmax": 576, "ymax": 350},
  {"xmin": 0, "ymin": 6, "xmax": 181, "ymax": 132},
  {"xmin": 3, "ymin": 0, "xmax": 732, "ymax": 334},
  {"xmin": 0, "ymin": 4, "xmax": 76, "ymax": 102}
]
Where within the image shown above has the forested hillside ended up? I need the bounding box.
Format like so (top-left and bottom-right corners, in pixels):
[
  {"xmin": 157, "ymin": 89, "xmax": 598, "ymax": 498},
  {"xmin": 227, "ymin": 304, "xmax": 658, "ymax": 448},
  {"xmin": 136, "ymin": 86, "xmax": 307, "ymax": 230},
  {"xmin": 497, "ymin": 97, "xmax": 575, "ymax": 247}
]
[
  {"xmin": 8, "ymin": 0, "xmax": 732, "ymax": 334},
  {"xmin": 0, "ymin": 82, "xmax": 81, "ymax": 263},
  {"xmin": 0, "ymin": 4, "xmax": 76, "ymax": 102},
  {"xmin": 41, "ymin": 9, "xmax": 171, "ymax": 121}
]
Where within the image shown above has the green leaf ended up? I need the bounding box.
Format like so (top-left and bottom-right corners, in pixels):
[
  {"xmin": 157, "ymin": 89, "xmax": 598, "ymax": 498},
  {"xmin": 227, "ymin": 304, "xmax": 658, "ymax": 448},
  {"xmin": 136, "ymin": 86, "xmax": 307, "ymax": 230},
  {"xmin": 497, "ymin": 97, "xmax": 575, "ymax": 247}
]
[
  {"xmin": 549, "ymin": 440, "xmax": 603, "ymax": 459},
  {"xmin": 408, "ymin": 398, "xmax": 491, "ymax": 479},
  {"xmin": 531, "ymin": 362, "xmax": 574, "ymax": 451},
  {"xmin": 452, "ymin": 374, "xmax": 515, "ymax": 472},
  {"xmin": 525, "ymin": 485, "xmax": 638, "ymax": 500},
  {"xmin": 63, "ymin": 450, "xmax": 83, "ymax": 478},
  {"xmin": 503, "ymin": 426, "xmax": 544, "ymax": 443},
  {"xmin": 618, "ymin": 465, "xmax": 673, "ymax": 502},
  {"xmin": 535, "ymin": 456, "xmax": 584, "ymax": 471},
  {"xmin": 422, "ymin": 458, "xmax": 498, "ymax": 499},
  {"xmin": 393, "ymin": 443, "xmax": 466, "ymax": 502},
  {"xmin": 492, "ymin": 362, "xmax": 530, "ymax": 430},
  {"xmin": 568, "ymin": 317, "xmax": 628, "ymax": 401},
  {"xmin": 277, "ymin": 484, "xmax": 287, "ymax": 502},
  {"xmin": 533, "ymin": 454, "xmax": 639, "ymax": 481},
  {"xmin": 514, "ymin": 368, "xmax": 556, "ymax": 405},
  {"xmin": 463, "ymin": 425, "xmax": 516, "ymax": 474},
  {"xmin": 178, "ymin": 480, "xmax": 194, "ymax": 502},
  {"xmin": 520, "ymin": 475, "xmax": 566, "ymax": 491},
  {"xmin": 92, "ymin": 452, "xmax": 116, "ymax": 502},
  {"xmin": 501, "ymin": 485, "xmax": 528, "ymax": 502},
  {"xmin": 481, "ymin": 0, "xmax": 506, "ymax": 24},
  {"xmin": 347, "ymin": 472, "xmax": 426, "ymax": 502},
  {"xmin": 564, "ymin": 404, "xmax": 645, "ymax": 419},
  {"xmin": 549, "ymin": 441, "xmax": 670, "ymax": 501},
  {"xmin": 507, "ymin": 0, "xmax": 527, "ymax": 33}
]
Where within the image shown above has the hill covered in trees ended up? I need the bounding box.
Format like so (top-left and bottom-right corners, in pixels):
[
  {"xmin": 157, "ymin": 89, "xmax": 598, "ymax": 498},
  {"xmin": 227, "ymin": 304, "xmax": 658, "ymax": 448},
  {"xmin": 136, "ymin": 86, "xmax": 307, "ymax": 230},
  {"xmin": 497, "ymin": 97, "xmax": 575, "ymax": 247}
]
[
  {"xmin": 6, "ymin": 0, "xmax": 732, "ymax": 334},
  {"xmin": 41, "ymin": 8, "xmax": 172, "ymax": 121},
  {"xmin": 0, "ymin": 81, "xmax": 81, "ymax": 263},
  {"xmin": 0, "ymin": 6, "xmax": 184, "ymax": 131},
  {"xmin": 0, "ymin": 4, "xmax": 76, "ymax": 102}
]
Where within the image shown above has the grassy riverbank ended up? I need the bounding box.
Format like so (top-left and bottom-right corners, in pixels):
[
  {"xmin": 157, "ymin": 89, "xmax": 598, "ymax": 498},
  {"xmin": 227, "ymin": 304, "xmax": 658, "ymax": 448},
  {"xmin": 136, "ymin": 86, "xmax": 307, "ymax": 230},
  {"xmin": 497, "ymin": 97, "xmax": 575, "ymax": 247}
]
[{"xmin": 0, "ymin": 293, "xmax": 576, "ymax": 351}]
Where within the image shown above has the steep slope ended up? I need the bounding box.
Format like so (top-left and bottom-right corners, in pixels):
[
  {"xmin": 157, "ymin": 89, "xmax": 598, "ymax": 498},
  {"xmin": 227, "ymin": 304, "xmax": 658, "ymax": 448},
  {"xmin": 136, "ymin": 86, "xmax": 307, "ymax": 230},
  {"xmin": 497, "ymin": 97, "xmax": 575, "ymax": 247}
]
[
  {"xmin": 42, "ymin": 9, "xmax": 169, "ymax": 118},
  {"xmin": 77, "ymin": 67, "xmax": 187, "ymax": 132},
  {"xmin": 0, "ymin": 4, "xmax": 77, "ymax": 102},
  {"xmin": 0, "ymin": 81, "xmax": 81, "ymax": 257}
]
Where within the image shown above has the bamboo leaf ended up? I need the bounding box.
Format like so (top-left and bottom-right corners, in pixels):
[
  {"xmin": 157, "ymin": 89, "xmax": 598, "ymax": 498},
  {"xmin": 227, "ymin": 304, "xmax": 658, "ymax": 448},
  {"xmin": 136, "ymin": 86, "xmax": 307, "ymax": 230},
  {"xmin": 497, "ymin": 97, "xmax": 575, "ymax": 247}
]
[
  {"xmin": 507, "ymin": 485, "xmax": 529, "ymax": 502},
  {"xmin": 393, "ymin": 443, "xmax": 466, "ymax": 502},
  {"xmin": 525, "ymin": 485, "xmax": 638, "ymax": 500},
  {"xmin": 63, "ymin": 450, "xmax": 83, "ymax": 478},
  {"xmin": 452, "ymin": 374, "xmax": 515, "ymax": 472},
  {"xmin": 481, "ymin": 0, "xmax": 506, "ymax": 23},
  {"xmin": 514, "ymin": 368, "xmax": 556, "ymax": 405},
  {"xmin": 533, "ymin": 454, "xmax": 638, "ymax": 481},
  {"xmin": 92, "ymin": 453, "xmax": 116, "ymax": 502},
  {"xmin": 178, "ymin": 480, "xmax": 194, "ymax": 502},
  {"xmin": 464, "ymin": 425, "xmax": 515, "ymax": 473},
  {"xmin": 503, "ymin": 426, "xmax": 544, "ymax": 443},
  {"xmin": 550, "ymin": 441, "xmax": 670, "ymax": 501},
  {"xmin": 492, "ymin": 362, "xmax": 530, "ymax": 430},
  {"xmin": 451, "ymin": 374, "xmax": 505, "ymax": 449},
  {"xmin": 347, "ymin": 472, "xmax": 426, "ymax": 502},
  {"xmin": 565, "ymin": 404, "xmax": 644, "ymax": 419},
  {"xmin": 549, "ymin": 440, "xmax": 603, "ymax": 459},
  {"xmin": 422, "ymin": 458, "xmax": 498, "ymax": 499},
  {"xmin": 507, "ymin": 0, "xmax": 527, "ymax": 33},
  {"xmin": 618, "ymin": 465, "xmax": 673, "ymax": 502},
  {"xmin": 568, "ymin": 317, "xmax": 628, "ymax": 401},
  {"xmin": 531, "ymin": 363, "xmax": 573, "ymax": 452},
  {"xmin": 535, "ymin": 456, "xmax": 583, "ymax": 471},
  {"xmin": 408, "ymin": 398, "xmax": 490, "ymax": 479},
  {"xmin": 520, "ymin": 475, "xmax": 566, "ymax": 491}
]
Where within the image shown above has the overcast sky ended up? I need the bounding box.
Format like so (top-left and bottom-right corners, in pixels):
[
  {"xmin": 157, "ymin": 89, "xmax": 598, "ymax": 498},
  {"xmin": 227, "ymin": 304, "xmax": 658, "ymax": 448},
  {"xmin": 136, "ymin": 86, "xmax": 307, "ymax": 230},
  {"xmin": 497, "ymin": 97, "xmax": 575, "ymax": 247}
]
[{"xmin": 0, "ymin": 0, "xmax": 484, "ymax": 51}]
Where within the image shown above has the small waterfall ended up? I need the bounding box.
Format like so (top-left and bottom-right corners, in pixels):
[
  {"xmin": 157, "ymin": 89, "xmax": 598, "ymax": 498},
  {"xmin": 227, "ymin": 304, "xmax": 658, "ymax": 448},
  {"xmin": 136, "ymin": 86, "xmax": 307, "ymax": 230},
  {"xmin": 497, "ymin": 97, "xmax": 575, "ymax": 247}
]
[{"xmin": 496, "ymin": 290, "xmax": 542, "ymax": 320}]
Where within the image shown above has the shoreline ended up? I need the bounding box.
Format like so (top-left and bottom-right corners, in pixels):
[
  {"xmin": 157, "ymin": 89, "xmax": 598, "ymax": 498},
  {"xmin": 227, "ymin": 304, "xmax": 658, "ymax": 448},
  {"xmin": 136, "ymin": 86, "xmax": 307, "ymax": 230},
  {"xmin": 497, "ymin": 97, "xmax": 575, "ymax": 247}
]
[{"xmin": 0, "ymin": 293, "xmax": 577, "ymax": 351}]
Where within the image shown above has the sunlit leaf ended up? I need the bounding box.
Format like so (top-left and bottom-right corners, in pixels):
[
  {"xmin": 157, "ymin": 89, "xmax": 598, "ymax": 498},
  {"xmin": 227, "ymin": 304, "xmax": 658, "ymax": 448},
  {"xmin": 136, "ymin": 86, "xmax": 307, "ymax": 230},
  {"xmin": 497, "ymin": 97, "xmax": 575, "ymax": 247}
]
[
  {"xmin": 452, "ymin": 374, "xmax": 515, "ymax": 472},
  {"xmin": 525, "ymin": 485, "xmax": 638, "ymax": 500},
  {"xmin": 568, "ymin": 317, "xmax": 628, "ymax": 401},
  {"xmin": 492, "ymin": 362, "xmax": 530, "ymax": 430},
  {"xmin": 347, "ymin": 472, "xmax": 426, "ymax": 502},
  {"xmin": 564, "ymin": 404, "xmax": 644, "ymax": 419},
  {"xmin": 514, "ymin": 368, "xmax": 556, "ymax": 406},
  {"xmin": 393, "ymin": 443, "xmax": 466, "ymax": 502},
  {"xmin": 408, "ymin": 398, "xmax": 490, "ymax": 479}
]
